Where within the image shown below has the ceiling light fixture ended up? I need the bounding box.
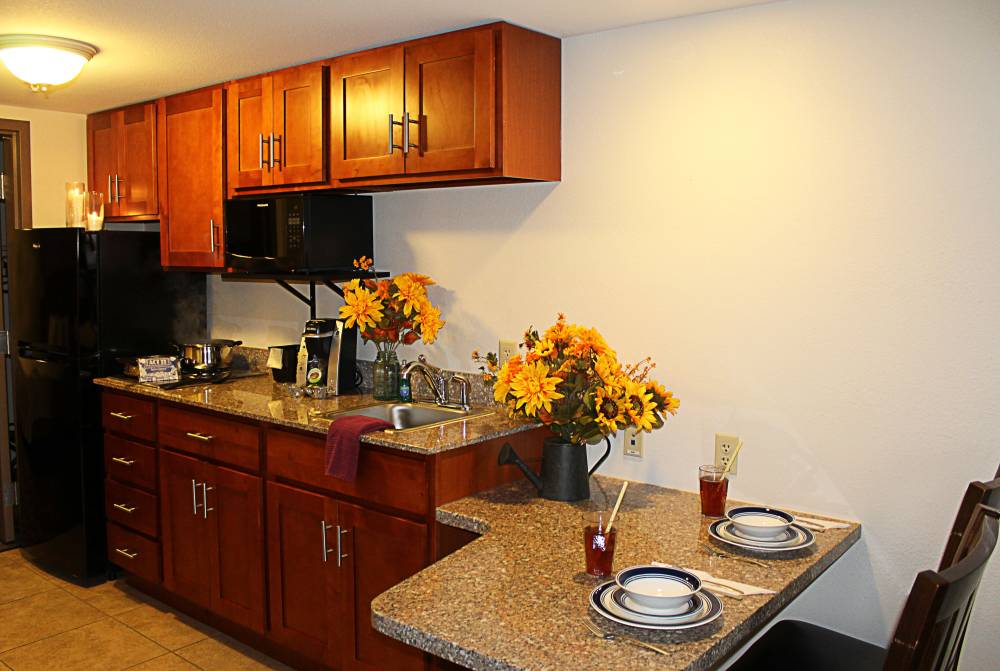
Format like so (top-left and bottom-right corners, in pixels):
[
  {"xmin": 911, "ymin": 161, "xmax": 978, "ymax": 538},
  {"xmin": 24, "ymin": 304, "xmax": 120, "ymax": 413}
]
[{"xmin": 0, "ymin": 34, "xmax": 99, "ymax": 92}]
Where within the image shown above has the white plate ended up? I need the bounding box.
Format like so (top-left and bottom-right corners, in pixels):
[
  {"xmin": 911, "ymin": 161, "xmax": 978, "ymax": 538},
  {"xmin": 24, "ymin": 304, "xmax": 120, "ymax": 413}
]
[
  {"xmin": 709, "ymin": 519, "xmax": 815, "ymax": 553},
  {"xmin": 590, "ymin": 582, "xmax": 724, "ymax": 631}
]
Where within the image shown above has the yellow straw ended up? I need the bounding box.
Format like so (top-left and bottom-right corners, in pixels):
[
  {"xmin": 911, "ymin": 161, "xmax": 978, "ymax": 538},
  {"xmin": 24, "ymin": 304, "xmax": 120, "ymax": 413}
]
[{"xmin": 606, "ymin": 481, "xmax": 629, "ymax": 531}]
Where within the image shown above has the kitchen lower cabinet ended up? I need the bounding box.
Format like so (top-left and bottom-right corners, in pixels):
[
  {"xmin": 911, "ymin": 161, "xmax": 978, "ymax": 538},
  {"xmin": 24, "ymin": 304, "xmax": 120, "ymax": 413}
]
[
  {"xmin": 160, "ymin": 448, "xmax": 266, "ymax": 632},
  {"xmin": 101, "ymin": 390, "xmax": 549, "ymax": 671},
  {"xmin": 340, "ymin": 501, "xmax": 428, "ymax": 671}
]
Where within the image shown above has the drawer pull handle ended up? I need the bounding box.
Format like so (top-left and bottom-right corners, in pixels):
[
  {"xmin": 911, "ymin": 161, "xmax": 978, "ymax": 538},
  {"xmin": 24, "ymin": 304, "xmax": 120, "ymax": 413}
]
[
  {"xmin": 336, "ymin": 526, "xmax": 351, "ymax": 567},
  {"xmin": 110, "ymin": 412, "xmax": 134, "ymax": 421},
  {"xmin": 114, "ymin": 547, "xmax": 138, "ymax": 560},
  {"xmin": 185, "ymin": 431, "xmax": 214, "ymax": 442},
  {"xmin": 202, "ymin": 483, "xmax": 214, "ymax": 519},
  {"xmin": 321, "ymin": 521, "xmax": 334, "ymax": 562},
  {"xmin": 111, "ymin": 456, "xmax": 135, "ymax": 466},
  {"xmin": 113, "ymin": 503, "xmax": 136, "ymax": 514}
]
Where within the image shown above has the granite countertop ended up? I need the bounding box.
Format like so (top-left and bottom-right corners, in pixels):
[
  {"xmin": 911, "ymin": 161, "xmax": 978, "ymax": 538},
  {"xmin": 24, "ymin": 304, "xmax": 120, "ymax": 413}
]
[
  {"xmin": 93, "ymin": 374, "xmax": 538, "ymax": 454},
  {"xmin": 372, "ymin": 476, "xmax": 861, "ymax": 670}
]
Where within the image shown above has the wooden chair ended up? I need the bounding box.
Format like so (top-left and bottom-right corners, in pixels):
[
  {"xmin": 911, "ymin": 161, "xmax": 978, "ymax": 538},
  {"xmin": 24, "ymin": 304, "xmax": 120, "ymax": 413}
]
[
  {"xmin": 939, "ymin": 468, "xmax": 1000, "ymax": 570},
  {"xmin": 727, "ymin": 505, "xmax": 1000, "ymax": 671}
]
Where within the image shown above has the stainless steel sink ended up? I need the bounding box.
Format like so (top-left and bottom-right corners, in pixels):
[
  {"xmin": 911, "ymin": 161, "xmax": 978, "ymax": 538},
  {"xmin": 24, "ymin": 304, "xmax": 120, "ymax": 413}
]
[{"xmin": 318, "ymin": 402, "xmax": 494, "ymax": 433}]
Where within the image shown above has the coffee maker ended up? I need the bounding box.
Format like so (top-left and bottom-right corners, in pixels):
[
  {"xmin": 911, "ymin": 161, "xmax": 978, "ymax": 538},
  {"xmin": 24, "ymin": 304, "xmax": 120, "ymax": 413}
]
[{"xmin": 295, "ymin": 318, "xmax": 358, "ymax": 394}]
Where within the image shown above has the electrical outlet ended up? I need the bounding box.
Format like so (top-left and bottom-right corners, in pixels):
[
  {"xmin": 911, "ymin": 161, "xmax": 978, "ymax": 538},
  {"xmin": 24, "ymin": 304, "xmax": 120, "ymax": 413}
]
[
  {"xmin": 624, "ymin": 430, "xmax": 644, "ymax": 458},
  {"xmin": 498, "ymin": 339, "xmax": 517, "ymax": 366},
  {"xmin": 714, "ymin": 433, "xmax": 739, "ymax": 475}
]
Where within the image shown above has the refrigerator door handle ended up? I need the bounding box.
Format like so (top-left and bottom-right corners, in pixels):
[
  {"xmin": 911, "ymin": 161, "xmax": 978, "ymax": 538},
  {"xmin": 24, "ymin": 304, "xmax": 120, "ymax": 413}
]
[{"xmin": 0, "ymin": 331, "xmax": 8, "ymax": 356}]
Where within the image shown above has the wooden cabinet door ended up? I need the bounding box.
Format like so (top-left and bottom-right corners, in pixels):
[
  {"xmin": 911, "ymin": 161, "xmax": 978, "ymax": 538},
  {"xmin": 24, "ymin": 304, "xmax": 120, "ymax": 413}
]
[
  {"xmin": 271, "ymin": 63, "xmax": 327, "ymax": 186},
  {"xmin": 330, "ymin": 46, "xmax": 405, "ymax": 180},
  {"xmin": 227, "ymin": 76, "xmax": 273, "ymax": 191},
  {"xmin": 339, "ymin": 502, "xmax": 428, "ymax": 671},
  {"xmin": 117, "ymin": 102, "xmax": 158, "ymax": 217},
  {"xmin": 87, "ymin": 111, "xmax": 118, "ymax": 216},
  {"xmin": 266, "ymin": 482, "xmax": 346, "ymax": 665},
  {"xmin": 158, "ymin": 88, "xmax": 224, "ymax": 268},
  {"xmin": 205, "ymin": 464, "xmax": 265, "ymax": 633},
  {"xmin": 159, "ymin": 450, "xmax": 211, "ymax": 607},
  {"xmin": 403, "ymin": 28, "xmax": 495, "ymax": 175}
]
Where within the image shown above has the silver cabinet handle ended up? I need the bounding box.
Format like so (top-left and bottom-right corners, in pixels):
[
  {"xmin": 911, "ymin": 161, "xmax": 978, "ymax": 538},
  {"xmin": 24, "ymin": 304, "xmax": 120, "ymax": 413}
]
[
  {"xmin": 114, "ymin": 174, "xmax": 123, "ymax": 203},
  {"xmin": 405, "ymin": 112, "xmax": 420, "ymax": 152},
  {"xmin": 185, "ymin": 431, "xmax": 214, "ymax": 442},
  {"xmin": 109, "ymin": 411, "xmax": 133, "ymax": 421},
  {"xmin": 258, "ymin": 133, "xmax": 264, "ymax": 169},
  {"xmin": 108, "ymin": 174, "xmax": 113, "ymax": 202},
  {"xmin": 202, "ymin": 483, "xmax": 214, "ymax": 519},
  {"xmin": 111, "ymin": 456, "xmax": 135, "ymax": 466},
  {"xmin": 388, "ymin": 114, "xmax": 405, "ymax": 155},
  {"xmin": 336, "ymin": 526, "xmax": 350, "ymax": 567},
  {"xmin": 115, "ymin": 547, "xmax": 138, "ymax": 560},
  {"xmin": 269, "ymin": 132, "xmax": 277, "ymax": 168},
  {"xmin": 209, "ymin": 218, "xmax": 216, "ymax": 254},
  {"xmin": 113, "ymin": 503, "xmax": 136, "ymax": 514},
  {"xmin": 191, "ymin": 479, "xmax": 202, "ymax": 515},
  {"xmin": 320, "ymin": 521, "xmax": 334, "ymax": 562}
]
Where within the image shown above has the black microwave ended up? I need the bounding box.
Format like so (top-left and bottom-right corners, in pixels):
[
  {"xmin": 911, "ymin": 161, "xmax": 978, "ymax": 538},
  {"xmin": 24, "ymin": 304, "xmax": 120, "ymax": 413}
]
[{"xmin": 224, "ymin": 193, "xmax": 373, "ymax": 274}]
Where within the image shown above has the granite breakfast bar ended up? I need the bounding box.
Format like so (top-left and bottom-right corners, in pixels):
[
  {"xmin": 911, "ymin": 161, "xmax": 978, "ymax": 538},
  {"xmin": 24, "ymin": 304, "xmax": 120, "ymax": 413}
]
[{"xmin": 372, "ymin": 477, "xmax": 861, "ymax": 671}]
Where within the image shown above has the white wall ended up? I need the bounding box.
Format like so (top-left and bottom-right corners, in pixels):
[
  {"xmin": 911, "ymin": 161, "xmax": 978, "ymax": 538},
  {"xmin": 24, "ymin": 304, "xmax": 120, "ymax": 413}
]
[
  {"xmin": 211, "ymin": 0, "xmax": 1000, "ymax": 665},
  {"xmin": 0, "ymin": 104, "xmax": 87, "ymax": 228}
]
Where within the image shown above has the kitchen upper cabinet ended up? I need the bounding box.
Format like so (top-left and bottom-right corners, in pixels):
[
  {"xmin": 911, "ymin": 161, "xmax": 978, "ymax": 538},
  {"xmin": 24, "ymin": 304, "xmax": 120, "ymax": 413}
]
[
  {"xmin": 226, "ymin": 63, "xmax": 327, "ymax": 196},
  {"xmin": 330, "ymin": 45, "xmax": 405, "ymax": 180},
  {"xmin": 266, "ymin": 482, "xmax": 346, "ymax": 666},
  {"xmin": 160, "ymin": 449, "xmax": 265, "ymax": 633},
  {"xmin": 340, "ymin": 501, "xmax": 427, "ymax": 671},
  {"xmin": 87, "ymin": 102, "xmax": 158, "ymax": 219},
  {"xmin": 157, "ymin": 87, "xmax": 225, "ymax": 268},
  {"xmin": 402, "ymin": 28, "xmax": 495, "ymax": 175},
  {"xmin": 329, "ymin": 22, "xmax": 559, "ymax": 188}
]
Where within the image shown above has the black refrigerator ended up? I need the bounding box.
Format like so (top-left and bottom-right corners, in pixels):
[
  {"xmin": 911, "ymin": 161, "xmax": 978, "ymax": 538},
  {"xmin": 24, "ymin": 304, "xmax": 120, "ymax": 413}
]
[{"xmin": 8, "ymin": 224, "xmax": 206, "ymax": 584}]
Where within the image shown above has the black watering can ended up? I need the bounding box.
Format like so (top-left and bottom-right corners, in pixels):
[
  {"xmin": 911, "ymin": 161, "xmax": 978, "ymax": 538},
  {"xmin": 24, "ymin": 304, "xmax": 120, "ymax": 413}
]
[{"xmin": 498, "ymin": 437, "xmax": 612, "ymax": 502}]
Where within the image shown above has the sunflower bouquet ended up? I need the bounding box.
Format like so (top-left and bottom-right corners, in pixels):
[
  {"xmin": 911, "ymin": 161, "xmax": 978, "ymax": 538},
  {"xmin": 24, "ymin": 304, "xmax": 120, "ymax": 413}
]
[
  {"xmin": 473, "ymin": 314, "xmax": 679, "ymax": 445},
  {"xmin": 339, "ymin": 257, "xmax": 445, "ymax": 351}
]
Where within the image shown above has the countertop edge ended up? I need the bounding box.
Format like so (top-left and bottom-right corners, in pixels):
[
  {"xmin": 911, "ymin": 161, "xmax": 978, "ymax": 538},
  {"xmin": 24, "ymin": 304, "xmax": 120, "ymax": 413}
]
[{"xmin": 94, "ymin": 376, "xmax": 540, "ymax": 454}]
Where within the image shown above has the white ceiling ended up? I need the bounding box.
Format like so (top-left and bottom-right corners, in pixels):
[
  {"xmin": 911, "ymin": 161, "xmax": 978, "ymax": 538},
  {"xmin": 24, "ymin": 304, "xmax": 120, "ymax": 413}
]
[{"xmin": 1, "ymin": 0, "xmax": 777, "ymax": 114}]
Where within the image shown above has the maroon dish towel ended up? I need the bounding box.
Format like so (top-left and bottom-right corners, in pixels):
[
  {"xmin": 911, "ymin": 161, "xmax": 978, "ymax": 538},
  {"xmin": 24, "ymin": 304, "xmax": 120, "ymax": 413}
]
[{"xmin": 325, "ymin": 415, "xmax": 393, "ymax": 481}]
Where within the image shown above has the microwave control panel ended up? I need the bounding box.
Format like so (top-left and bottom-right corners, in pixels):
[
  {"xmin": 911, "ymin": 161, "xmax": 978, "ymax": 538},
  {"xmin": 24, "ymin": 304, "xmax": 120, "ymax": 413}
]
[{"xmin": 285, "ymin": 202, "xmax": 304, "ymax": 252}]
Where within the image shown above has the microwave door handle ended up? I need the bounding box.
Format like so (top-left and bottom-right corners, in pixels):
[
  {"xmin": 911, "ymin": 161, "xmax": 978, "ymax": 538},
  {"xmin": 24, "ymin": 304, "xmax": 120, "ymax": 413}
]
[{"xmin": 228, "ymin": 252, "xmax": 278, "ymax": 261}]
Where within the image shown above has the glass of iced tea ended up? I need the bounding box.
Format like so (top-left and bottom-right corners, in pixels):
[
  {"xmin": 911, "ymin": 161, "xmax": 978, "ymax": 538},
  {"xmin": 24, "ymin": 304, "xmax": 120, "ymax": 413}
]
[
  {"xmin": 699, "ymin": 465, "xmax": 729, "ymax": 517},
  {"xmin": 583, "ymin": 511, "xmax": 618, "ymax": 577}
]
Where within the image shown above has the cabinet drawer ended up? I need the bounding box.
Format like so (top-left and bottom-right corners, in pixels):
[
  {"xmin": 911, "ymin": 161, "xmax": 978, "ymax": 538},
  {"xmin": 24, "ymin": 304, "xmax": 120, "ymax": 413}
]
[
  {"xmin": 102, "ymin": 392, "xmax": 156, "ymax": 442},
  {"xmin": 159, "ymin": 405, "xmax": 261, "ymax": 471},
  {"xmin": 105, "ymin": 479, "xmax": 158, "ymax": 538},
  {"xmin": 107, "ymin": 522, "xmax": 161, "ymax": 583},
  {"xmin": 266, "ymin": 429, "xmax": 428, "ymax": 516},
  {"xmin": 104, "ymin": 435, "xmax": 157, "ymax": 491}
]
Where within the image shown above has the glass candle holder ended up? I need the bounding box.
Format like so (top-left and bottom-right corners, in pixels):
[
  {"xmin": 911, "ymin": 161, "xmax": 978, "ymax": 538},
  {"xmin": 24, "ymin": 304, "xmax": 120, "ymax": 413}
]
[
  {"xmin": 85, "ymin": 191, "xmax": 104, "ymax": 231},
  {"xmin": 66, "ymin": 181, "xmax": 86, "ymax": 228}
]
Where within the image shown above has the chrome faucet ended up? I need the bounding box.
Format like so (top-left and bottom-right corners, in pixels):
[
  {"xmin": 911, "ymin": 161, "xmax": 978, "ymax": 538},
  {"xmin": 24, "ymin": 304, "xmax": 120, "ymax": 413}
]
[{"xmin": 401, "ymin": 355, "xmax": 469, "ymax": 410}]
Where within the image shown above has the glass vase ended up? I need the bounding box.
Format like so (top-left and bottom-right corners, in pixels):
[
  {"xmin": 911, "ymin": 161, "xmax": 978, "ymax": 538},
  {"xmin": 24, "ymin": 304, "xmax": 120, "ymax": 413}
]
[{"xmin": 372, "ymin": 349, "xmax": 401, "ymax": 401}]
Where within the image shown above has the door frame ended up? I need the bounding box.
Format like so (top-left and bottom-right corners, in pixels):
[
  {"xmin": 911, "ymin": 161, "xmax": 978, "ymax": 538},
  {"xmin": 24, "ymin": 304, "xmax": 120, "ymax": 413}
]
[{"xmin": 0, "ymin": 118, "xmax": 31, "ymax": 543}]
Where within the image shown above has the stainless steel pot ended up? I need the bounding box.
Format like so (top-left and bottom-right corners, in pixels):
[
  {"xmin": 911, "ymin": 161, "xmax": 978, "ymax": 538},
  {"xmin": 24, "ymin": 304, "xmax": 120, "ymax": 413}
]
[{"xmin": 176, "ymin": 339, "xmax": 242, "ymax": 371}]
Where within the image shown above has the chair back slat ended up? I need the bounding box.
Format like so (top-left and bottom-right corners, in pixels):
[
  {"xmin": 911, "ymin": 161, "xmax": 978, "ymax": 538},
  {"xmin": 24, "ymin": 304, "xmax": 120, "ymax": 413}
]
[
  {"xmin": 939, "ymin": 473, "xmax": 1000, "ymax": 569},
  {"xmin": 885, "ymin": 505, "xmax": 999, "ymax": 671}
]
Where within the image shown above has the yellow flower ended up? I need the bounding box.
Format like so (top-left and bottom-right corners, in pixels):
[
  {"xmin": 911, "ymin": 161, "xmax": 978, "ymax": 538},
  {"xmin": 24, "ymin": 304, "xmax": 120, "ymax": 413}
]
[
  {"xmin": 648, "ymin": 381, "xmax": 680, "ymax": 416},
  {"xmin": 593, "ymin": 385, "xmax": 625, "ymax": 433},
  {"xmin": 399, "ymin": 272, "xmax": 435, "ymax": 287},
  {"xmin": 595, "ymin": 353, "xmax": 622, "ymax": 386},
  {"xmin": 343, "ymin": 278, "xmax": 362, "ymax": 292},
  {"xmin": 624, "ymin": 379, "xmax": 658, "ymax": 432},
  {"xmin": 534, "ymin": 339, "xmax": 556, "ymax": 358},
  {"xmin": 509, "ymin": 361, "xmax": 565, "ymax": 417},
  {"xmin": 339, "ymin": 287, "xmax": 384, "ymax": 330},
  {"xmin": 493, "ymin": 355, "xmax": 522, "ymax": 402},
  {"xmin": 393, "ymin": 275, "xmax": 428, "ymax": 317},
  {"xmin": 413, "ymin": 301, "xmax": 444, "ymax": 344}
]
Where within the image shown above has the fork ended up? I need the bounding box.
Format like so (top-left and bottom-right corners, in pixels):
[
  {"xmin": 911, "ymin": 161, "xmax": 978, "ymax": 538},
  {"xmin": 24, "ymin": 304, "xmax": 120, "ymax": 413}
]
[
  {"xmin": 583, "ymin": 620, "xmax": 669, "ymax": 655},
  {"xmin": 702, "ymin": 542, "xmax": 770, "ymax": 569}
]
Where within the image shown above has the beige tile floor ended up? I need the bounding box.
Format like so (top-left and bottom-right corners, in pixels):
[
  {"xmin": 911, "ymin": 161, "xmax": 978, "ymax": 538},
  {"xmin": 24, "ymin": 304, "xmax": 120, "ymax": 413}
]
[{"xmin": 0, "ymin": 549, "xmax": 293, "ymax": 671}]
